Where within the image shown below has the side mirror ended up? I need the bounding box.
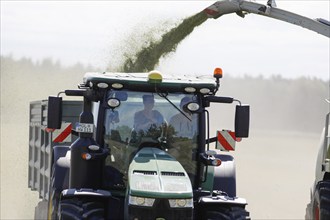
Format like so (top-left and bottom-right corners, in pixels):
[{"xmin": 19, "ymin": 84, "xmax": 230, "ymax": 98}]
[
  {"xmin": 47, "ymin": 96, "xmax": 62, "ymax": 129},
  {"xmin": 235, "ymin": 105, "xmax": 250, "ymax": 138}
]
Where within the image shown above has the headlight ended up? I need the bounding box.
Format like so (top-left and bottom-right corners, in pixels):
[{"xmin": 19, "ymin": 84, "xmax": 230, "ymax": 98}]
[
  {"xmin": 200, "ymin": 88, "xmax": 211, "ymax": 94},
  {"xmin": 112, "ymin": 83, "xmax": 123, "ymax": 89},
  {"xmin": 186, "ymin": 102, "xmax": 200, "ymax": 112},
  {"xmin": 129, "ymin": 196, "xmax": 155, "ymax": 207},
  {"xmin": 97, "ymin": 82, "xmax": 109, "ymax": 88},
  {"xmin": 184, "ymin": 87, "xmax": 196, "ymax": 93},
  {"xmin": 107, "ymin": 98, "xmax": 120, "ymax": 108},
  {"xmin": 168, "ymin": 198, "xmax": 193, "ymax": 208}
]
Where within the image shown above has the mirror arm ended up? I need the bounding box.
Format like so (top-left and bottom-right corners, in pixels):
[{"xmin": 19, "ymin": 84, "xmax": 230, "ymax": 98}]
[
  {"xmin": 57, "ymin": 91, "xmax": 65, "ymax": 97},
  {"xmin": 206, "ymin": 136, "xmax": 217, "ymax": 144},
  {"xmin": 65, "ymin": 89, "xmax": 85, "ymax": 96},
  {"xmin": 233, "ymin": 98, "xmax": 242, "ymax": 106}
]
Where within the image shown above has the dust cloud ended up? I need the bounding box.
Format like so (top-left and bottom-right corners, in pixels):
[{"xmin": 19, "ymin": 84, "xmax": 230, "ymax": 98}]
[
  {"xmin": 0, "ymin": 58, "xmax": 84, "ymax": 219},
  {"xmin": 208, "ymin": 107, "xmax": 322, "ymax": 219}
]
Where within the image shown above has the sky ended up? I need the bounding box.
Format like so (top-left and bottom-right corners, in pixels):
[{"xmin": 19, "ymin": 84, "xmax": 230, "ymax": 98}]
[{"xmin": 1, "ymin": 0, "xmax": 329, "ymax": 80}]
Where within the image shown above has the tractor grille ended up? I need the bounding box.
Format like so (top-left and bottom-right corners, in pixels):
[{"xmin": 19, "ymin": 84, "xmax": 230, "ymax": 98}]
[
  {"xmin": 133, "ymin": 170, "xmax": 157, "ymax": 175},
  {"xmin": 161, "ymin": 171, "xmax": 185, "ymax": 176}
]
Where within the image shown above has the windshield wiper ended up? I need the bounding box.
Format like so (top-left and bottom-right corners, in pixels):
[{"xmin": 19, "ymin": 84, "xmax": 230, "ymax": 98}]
[{"xmin": 157, "ymin": 92, "xmax": 192, "ymax": 122}]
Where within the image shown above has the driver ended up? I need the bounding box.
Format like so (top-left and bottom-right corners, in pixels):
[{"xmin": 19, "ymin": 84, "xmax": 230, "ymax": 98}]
[{"xmin": 134, "ymin": 94, "xmax": 164, "ymax": 132}]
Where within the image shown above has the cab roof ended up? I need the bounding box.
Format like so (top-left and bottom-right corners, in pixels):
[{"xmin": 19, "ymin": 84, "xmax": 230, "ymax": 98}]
[{"xmin": 83, "ymin": 72, "xmax": 217, "ymax": 94}]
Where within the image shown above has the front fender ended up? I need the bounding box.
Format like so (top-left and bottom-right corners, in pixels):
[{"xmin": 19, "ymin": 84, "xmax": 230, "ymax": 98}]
[
  {"xmin": 52, "ymin": 145, "xmax": 70, "ymax": 191},
  {"xmin": 213, "ymin": 154, "xmax": 236, "ymax": 197}
]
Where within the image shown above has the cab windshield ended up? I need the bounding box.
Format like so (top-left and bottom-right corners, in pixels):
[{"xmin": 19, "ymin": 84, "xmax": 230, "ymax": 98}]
[{"xmin": 103, "ymin": 90, "xmax": 199, "ymax": 189}]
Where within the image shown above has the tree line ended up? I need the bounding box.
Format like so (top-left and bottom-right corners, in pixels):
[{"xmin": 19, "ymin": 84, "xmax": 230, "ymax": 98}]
[{"xmin": 1, "ymin": 55, "xmax": 328, "ymax": 133}]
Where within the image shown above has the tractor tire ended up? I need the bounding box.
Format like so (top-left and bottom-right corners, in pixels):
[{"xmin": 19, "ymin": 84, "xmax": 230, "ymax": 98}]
[
  {"xmin": 205, "ymin": 206, "xmax": 250, "ymax": 220},
  {"xmin": 314, "ymin": 181, "xmax": 330, "ymax": 220},
  {"xmin": 58, "ymin": 198, "xmax": 105, "ymax": 220},
  {"xmin": 48, "ymin": 165, "xmax": 60, "ymax": 220}
]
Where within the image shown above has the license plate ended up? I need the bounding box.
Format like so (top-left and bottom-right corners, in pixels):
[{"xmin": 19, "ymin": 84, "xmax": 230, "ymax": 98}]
[{"xmin": 75, "ymin": 123, "xmax": 94, "ymax": 133}]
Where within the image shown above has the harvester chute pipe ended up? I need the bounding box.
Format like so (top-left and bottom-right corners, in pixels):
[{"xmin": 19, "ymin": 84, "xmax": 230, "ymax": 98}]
[{"xmin": 204, "ymin": 0, "xmax": 330, "ymax": 38}]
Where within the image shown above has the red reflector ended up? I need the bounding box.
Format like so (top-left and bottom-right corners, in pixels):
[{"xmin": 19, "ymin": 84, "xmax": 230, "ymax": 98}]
[
  {"xmin": 81, "ymin": 153, "xmax": 91, "ymax": 160},
  {"xmin": 45, "ymin": 128, "xmax": 55, "ymax": 133}
]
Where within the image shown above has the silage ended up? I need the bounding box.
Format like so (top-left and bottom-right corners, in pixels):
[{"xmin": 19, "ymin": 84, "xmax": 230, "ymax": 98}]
[{"xmin": 119, "ymin": 11, "xmax": 208, "ymax": 72}]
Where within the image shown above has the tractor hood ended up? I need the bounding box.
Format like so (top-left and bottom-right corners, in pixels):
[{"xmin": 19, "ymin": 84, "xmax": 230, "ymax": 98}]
[{"xmin": 128, "ymin": 147, "xmax": 193, "ymax": 199}]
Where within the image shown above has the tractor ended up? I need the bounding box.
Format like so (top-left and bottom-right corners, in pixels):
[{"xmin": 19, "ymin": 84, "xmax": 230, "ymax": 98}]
[{"xmin": 29, "ymin": 69, "xmax": 250, "ymax": 219}]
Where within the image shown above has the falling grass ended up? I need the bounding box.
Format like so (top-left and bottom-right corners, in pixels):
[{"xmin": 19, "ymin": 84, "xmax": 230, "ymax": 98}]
[{"xmin": 121, "ymin": 11, "xmax": 208, "ymax": 72}]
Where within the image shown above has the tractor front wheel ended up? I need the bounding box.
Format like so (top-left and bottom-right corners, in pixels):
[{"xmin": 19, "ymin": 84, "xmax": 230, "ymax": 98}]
[
  {"xmin": 205, "ymin": 205, "xmax": 250, "ymax": 220},
  {"xmin": 58, "ymin": 198, "xmax": 105, "ymax": 220},
  {"xmin": 314, "ymin": 181, "xmax": 330, "ymax": 220}
]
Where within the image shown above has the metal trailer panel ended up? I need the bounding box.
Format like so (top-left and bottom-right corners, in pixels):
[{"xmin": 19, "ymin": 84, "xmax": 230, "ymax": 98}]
[{"xmin": 28, "ymin": 100, "xmax": 83, "ymax": 200}]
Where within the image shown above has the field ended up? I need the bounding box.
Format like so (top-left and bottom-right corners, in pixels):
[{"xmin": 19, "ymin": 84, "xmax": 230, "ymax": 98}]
[{"xmin": 233, "ymin": 130, "xmax": 319, "ymax": 219}]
